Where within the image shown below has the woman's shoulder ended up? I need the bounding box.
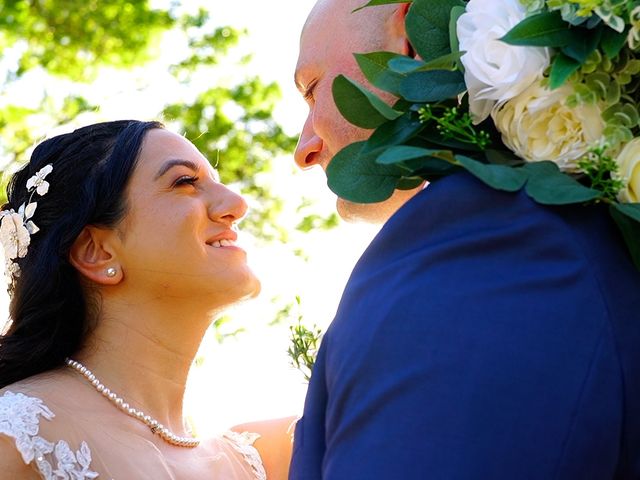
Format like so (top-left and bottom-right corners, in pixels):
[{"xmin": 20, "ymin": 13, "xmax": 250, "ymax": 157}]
[
  {"xmin": 0, "ymin": 385, "xmax": 57, "ymax": 440},
  {"xmin": 0, "ymin": 436, "xmax": 41, "ymax": 479},
  {"xmin": 230, "ymin": 416, "xmax": 298, "ymax": 480},
  {"xmin": 0, "ymin": 387, "xmax": 57, "ymax": 478},
  {"xmin": 0, "ymin": 373, "xmax": 99, "ymax": 480}
]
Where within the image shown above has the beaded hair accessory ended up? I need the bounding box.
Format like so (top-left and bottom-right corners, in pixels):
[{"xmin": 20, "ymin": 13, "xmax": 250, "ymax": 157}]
[{"xmin": 0, "ymin": 164, "xmax": 53, "ymax": 280}]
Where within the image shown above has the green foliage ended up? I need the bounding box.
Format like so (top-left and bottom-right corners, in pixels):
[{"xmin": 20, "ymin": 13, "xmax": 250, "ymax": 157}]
[
  {"xmin": 405, "ymin": 0, "xmax": 464, "ymax": 62},
  {"xmin": 332, "ymin": 75, "xmax": 403, "ymax": 129},
  {"xmin": 610, "ymin": 203, "xmax": 640, "ymax": 270},
  {"xmin": 456, "ymin": 155, "xmax": 528, "ymax": 192},
  {"xmin": 577, "ymin": 143, "xmax": 625, "ymax": 201},
  {"xmin": 355, "ymin": 52, "xmax": 405, "ymax": 95},
  {"xmin": 522, "ymin": 161, "xmax": 602, "ymax": 204},
  {"xmin": 171, "ymin": 23, "xmax": 246, "ymax": 78},
  {"xmin": 210, "ymin": 314, "xmax": 246, "ymax": 343},
  {"xmin": 287, "ymin": 297, "xmax": 323, "ymax": 383},
  {"xmin": 399, "ymin": 69, "xmax": 466, "ymax": 102},
  {"xmin": 326, "ymin": 142, "xmax": 406, "ymax": 203},
  {"xmin": 296, "ymin": 212, "xmax": 340, "ymax": 233},
  {"xmin": 0, "ymin": 0, "xmax": 174, "ymax": 81},
  {"xmin": 501, "ymin": 11, "xmax": 583, "ymax": 47},
  {"xmin": 418, "ymin": 104, "xmax": 491, "ymax": 148},
  {"xmin": 550, "ymin": 52, "xmax": 583, "ymax": 88}
]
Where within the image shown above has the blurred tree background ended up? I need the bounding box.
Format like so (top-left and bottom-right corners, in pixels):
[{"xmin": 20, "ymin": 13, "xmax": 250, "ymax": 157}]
[
  {"xmin": 0, "ymin": 0, "xmax": 379, "ymax": 427},
  {"xmin": 0, "ymin": 0, "xmax": 339, "ymax": 334}
]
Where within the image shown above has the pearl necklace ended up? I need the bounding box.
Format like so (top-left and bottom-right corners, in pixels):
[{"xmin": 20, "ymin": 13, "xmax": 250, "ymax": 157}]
[{"xmin": 66, "ymin": 358, "xmax": 200, "ymax": 448}]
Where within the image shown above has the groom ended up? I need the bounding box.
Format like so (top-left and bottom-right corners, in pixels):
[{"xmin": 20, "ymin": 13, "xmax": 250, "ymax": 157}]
[{"xmin": 290, "ymin": 0, "xmax": 640, "ymax": 479}]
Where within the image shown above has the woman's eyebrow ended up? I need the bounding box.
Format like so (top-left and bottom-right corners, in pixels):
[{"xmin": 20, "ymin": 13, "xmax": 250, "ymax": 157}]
[{"xmin": 154, "ymin": 159, "xmax": 199, "ymax": 180}]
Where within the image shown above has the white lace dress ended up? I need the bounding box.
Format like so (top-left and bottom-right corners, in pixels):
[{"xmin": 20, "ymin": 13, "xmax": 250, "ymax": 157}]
[{"xmin": 0, "ymin": 390, "xmax": 267, "ymax": 479}]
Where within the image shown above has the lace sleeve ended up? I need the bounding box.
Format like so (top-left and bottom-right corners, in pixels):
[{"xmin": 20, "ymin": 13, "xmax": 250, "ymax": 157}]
[
  {"xmin": 0, "ymin": 391, "xmax": 98, "ymax": 480},
  {"xmin": 222, "ymin": 430, "xmax": 267, "ymax": 480}
]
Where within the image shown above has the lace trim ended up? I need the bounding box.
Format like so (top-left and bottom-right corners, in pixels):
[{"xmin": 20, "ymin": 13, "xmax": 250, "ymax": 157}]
[
  {"xmin": 222, "ymin": 430, "xmax": 267, "ymax": 480},
  {"xmin": 0, "ymin": 391, "xmax": 99, "ymax": 479}
]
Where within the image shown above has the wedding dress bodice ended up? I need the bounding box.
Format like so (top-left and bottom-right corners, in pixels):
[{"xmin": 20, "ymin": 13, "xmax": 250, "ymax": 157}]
[{"xmin": 0, "ymin": 389, "xmax": 266, "ymax": 479}]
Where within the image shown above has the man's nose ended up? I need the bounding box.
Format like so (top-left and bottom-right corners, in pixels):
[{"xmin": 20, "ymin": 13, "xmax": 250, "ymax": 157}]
[{"xmin": 294, "ymin": 115, "xmax": 323, "ymax": 170}]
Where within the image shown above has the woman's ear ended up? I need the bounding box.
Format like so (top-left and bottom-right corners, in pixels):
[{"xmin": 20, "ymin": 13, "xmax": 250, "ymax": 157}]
[{"xmin": 69, "ymin": 226, "xmax": 122, "ymax": 285}]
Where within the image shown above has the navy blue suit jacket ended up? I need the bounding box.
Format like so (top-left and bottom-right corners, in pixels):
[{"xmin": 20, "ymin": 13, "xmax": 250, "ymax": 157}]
[{"xmin": 289, "ymin": 172, "xmax": 640, "ymax": 479}]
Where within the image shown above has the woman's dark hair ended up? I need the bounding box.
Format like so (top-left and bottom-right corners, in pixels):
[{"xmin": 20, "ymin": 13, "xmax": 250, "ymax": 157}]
[{"xmin": 0, "ymin": 119, "xmax": 163, "ymax": 388}]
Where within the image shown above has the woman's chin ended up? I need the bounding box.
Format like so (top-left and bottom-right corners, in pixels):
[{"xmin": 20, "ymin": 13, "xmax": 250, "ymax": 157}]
[{"xmin": 223, "ymin": 271, "xmax": 262, "ymax": 306}]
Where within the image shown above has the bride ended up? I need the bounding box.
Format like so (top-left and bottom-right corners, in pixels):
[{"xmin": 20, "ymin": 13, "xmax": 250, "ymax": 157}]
[{"xmin": 0, "ymin": 120, "xmax": 293, "ymax": 479}]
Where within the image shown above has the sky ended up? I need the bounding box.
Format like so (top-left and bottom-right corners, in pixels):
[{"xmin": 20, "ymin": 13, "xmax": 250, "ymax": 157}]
[{"xmin": 0, "ymin": 0, "xmax": 382, "ymax": 432}]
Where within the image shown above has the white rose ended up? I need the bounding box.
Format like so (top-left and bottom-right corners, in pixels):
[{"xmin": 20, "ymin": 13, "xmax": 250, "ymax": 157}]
[
  {"xmin": 492, "ymin": 82, "xmax": 604, "ymax": 172},
  {"xmin": 615, "ymin": 138, "xmax": 640, "ymax": 203},
  {"xmin": 457, "ymin": 0, "xmax": 551, "ymax": 123}
]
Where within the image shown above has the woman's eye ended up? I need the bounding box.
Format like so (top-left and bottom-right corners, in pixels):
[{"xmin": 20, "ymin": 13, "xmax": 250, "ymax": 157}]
[{"xmin": 174, "ymin": 175, "xmax": 199, "ymax": 187}]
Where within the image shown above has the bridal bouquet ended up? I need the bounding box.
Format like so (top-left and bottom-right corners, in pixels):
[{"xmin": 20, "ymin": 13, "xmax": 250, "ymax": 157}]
[{"xmin": 328, "ymin": 0, "xmax": 640, "ymax": 270}]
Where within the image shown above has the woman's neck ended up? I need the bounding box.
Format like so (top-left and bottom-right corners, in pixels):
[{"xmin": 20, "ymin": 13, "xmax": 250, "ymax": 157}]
[{"xmin": 74, "ymin": 297, "xmax": 219, "ymax": 435}]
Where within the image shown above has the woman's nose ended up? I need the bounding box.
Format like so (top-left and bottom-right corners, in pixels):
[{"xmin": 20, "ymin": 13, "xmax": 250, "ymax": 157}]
[{"xmin": 208, "ymin": 183, "xmax": 248, "ymax": 224}]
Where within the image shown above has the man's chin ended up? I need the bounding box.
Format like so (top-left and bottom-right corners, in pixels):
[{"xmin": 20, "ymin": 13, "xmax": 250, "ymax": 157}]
[{"xmin": 336, "ymin": 185, "xmax": 424, "ymax": 224}]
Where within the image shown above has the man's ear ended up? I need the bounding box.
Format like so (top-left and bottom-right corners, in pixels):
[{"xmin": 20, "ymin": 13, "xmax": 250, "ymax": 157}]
[
  {"xmin": 389, "ymin": 3, "xmax": 416, "ymax": 58},
  {"xmin": 69, "ymin": 226, "xmax": 122, "ymax": 285}
]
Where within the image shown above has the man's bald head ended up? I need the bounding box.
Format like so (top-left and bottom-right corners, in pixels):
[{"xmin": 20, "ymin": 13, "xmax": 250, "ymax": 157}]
[
  {"xmin": 294, "ymin": 1, "xmax": 422, "ymax": 224},
  {"xmin": 302, "ymin": 0, "xmax": 398, "ymax": 52}
]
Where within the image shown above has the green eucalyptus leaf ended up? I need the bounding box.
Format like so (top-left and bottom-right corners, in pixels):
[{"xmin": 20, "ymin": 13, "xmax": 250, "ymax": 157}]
[
  {"xmin": 610, "ymin": 203, "xmax": 640, "ymax": 271},
  {"xmin": 523, "ymin": 161, "xmax": 601, "ymax": 204},
  {"xmin": 352, "ymin": 0, "xmax": 408, "ymax": 13},
  {"xmin": 415, "ymin": 51, "xmax": 465, "ymax": 71},
  {"xmin": 355, "ymin": 52, "xmax": 405, "ymax": 95},
  {"xmin": 413, "ymin": 157, "xmax": 462, "ymax": 180},
  {"xmin": 613, "ymin": 202, "xmax": 640, "ymax": 222},
  {"xmin": 600, "ymin": 27, "xmax": 627, "ymax": 59},
  {"xmin": 327, "ymin": 141, "xmax": 405, "ymax": 203},
  {"xmin": 501, "ymin": 11, "xmax": 582, "ymax": 47},
  {"xmin": 406, "ymin": 0, "xmax": 465, "ymax": 62},
  {"xmin": 456, "ymin": 155, "xmax": 527, "ymax": 192},
  {"xmin": 418, "ymin": 126, "xmax": 482, "ymax": 151},
  {"xmin": 561, "ymin": 27, "xmax": 601, "ymax": 63},
  {"xmin": 377, "ymin": 145, "xmax": 451, "ymax": 164},
  {"xmin": 400, "ymin": 69, "xmax": 466, "ymax": 102},
  {"xmin": 485, "ymin": 149, "xmax": 525, "ymax": 167},
  {"xmin": 388, "ymin": 56, "xmax": 426, "ymax": 73},
  {"xmin": 363, "ymin": 112, "xmax": 426, "ymax": 153},
  {"xmin": 449, "ymin": 6, "xmax": 466, "ymax": 56},
  {"xmin": 332, "ymin": 75, "xmax": 403, "ymax": 129},
  {"xmin": 549, "ymin": 52, "xmax": 581, "ymax": 89},
  {"xmin": 396, "ymin": 177, "xmax": 426, "ymax": 190}
]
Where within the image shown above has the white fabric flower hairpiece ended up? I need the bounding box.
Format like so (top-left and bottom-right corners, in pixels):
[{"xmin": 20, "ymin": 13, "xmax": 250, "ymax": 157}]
[{"xmin": 0, "ymin": 164, "xmax": 53, "ymax": 282}]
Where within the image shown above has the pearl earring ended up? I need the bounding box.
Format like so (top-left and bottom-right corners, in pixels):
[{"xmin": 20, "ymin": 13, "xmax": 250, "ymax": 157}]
[{"xmin": 106, "ymin": 267, "xmax": 117, "ymax": 278}]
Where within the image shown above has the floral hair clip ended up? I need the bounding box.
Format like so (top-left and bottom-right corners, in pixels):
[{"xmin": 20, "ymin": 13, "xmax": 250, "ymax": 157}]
[{"xmin": 0, "ymin": 164, "xmax": 53, "ymax": 281}]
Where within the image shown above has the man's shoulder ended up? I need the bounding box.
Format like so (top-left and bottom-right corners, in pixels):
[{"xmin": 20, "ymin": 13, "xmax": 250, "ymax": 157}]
[
  {"xmin": 365, "ymin": 172, "xmax": 626, "ymax": 269},
  {"xmin": 338, "ymin": 171, "xmax": 640, "ymax": 342}
]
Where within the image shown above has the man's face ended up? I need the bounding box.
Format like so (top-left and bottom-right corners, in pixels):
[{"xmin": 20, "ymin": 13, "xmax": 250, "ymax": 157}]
[{"xmin": 294, "ymin": 0, "xmax": 421, "ymax": 223}]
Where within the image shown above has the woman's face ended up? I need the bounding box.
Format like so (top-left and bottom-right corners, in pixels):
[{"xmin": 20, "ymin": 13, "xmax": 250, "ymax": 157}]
[{"xmin": 114, "ymin": 128, "xmax": 260, "ymax": 307}]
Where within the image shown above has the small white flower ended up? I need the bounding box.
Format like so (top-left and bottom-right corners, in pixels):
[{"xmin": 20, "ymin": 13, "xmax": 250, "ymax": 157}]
[
  {"xmin": 457, "ymin": 0, "xmax": 551, "ymax": 123},
  {"xmin": 0, "ymin": 212, "xmax": 31, "ymax": 260},
  {"xmin": 18, "ymin": 202, "xmax": 39, "ymax": 234},
  {"xmin": 5, "ymin": 259, "xmax": 20, "ymax": 279},
  {"xmin": 26, "ymin": 164, "xmax": 53, "ymax": 196}
]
